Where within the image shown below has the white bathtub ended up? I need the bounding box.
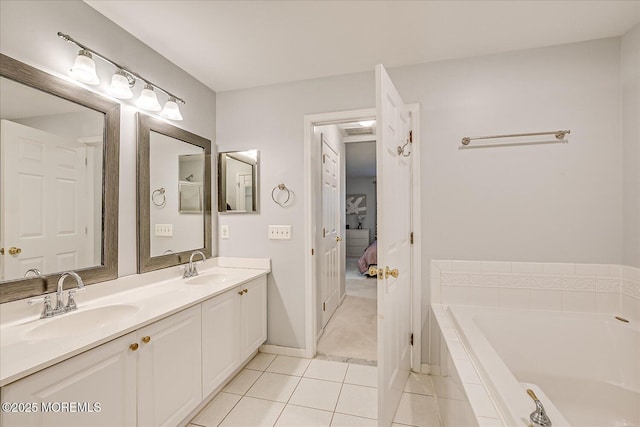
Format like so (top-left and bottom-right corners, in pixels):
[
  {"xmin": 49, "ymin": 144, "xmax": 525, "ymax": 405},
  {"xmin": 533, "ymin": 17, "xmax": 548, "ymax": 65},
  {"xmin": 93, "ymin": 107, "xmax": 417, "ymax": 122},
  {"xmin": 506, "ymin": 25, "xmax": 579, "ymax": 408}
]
[{"xmin": 448, "ymin": 306, "xmax": 639, "ymax": 427}]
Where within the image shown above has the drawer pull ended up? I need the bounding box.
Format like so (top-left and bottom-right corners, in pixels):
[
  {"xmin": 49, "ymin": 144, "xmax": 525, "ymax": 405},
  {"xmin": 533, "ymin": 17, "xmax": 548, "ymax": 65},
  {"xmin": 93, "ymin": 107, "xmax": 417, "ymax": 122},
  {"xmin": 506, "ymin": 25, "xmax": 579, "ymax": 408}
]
[
  {"xmin": 129, "ymin": 343, "xmax": 139, "ymax": 351},
  {"xmin": 142, "ymin": 336, "xmax": 151, "ymax": 344}
]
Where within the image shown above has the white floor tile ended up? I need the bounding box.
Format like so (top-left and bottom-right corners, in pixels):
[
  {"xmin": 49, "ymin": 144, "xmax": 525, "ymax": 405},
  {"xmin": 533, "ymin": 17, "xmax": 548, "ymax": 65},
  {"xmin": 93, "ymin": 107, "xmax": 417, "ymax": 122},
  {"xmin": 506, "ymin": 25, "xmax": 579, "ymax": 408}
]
[
  {"xmin": 246, "ymin": 372, "xmax": 301, "ymax": 403},
  {"xmin": 219, "ymin": 396, "xmax": 285, "ymax": 427},
  {"xmin": 344, "ymin": 364, "xmax": 377, "ymax": 388},
  {"xmin": 266, "ymin": 355, "xmax": 311, "ymax": 376},
  {"xmin": 403, "ymin": 372, "xmax": 435, "ymax": 396},
  {"xmin": 304, "ymin": 359, "xmax": 349, "ymax": 382},
  {"xmin": 331, "ymin": 413, "xmax": 378, "ymax": 426},
  {"xmin": 223, "ymin": 369, "xmax": 262, "ymax": 395},
  {"xmin": 275, "ymin": 405, "xmax": 333, "ymax": 427},
  {"xmin": 392, "ymin": 393, "xmax": 440, "ymax": 427},
  {"xmin": 246, "ymin": 352, "xmax": 277, "ymax": 371},
  {"xmin": 192, "ymin": 392, "xmax": 241, "ymax": 426},
  {"xmin": 289, "ymin": 378, "xmax": 342, "ymax": 411},
  {"xmin": 335, "ymin": 384, "xmax": 377, "ymax": 420}
]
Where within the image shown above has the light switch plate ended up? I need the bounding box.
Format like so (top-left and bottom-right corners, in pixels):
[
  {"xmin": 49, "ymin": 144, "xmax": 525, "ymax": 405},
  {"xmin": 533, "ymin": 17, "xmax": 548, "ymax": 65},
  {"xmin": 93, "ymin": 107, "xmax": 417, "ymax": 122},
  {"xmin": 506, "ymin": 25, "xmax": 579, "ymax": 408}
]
[
  {"xmin": 269, "ymin": 225, "xmax": 292, "ymax": 240},
  {"xmin": 221, "ymin": 225, "xmax": 230, "ymax": 239},
  {"xmin": 155, "ymin": 224, "xmax": 173, "ymax": 236}
]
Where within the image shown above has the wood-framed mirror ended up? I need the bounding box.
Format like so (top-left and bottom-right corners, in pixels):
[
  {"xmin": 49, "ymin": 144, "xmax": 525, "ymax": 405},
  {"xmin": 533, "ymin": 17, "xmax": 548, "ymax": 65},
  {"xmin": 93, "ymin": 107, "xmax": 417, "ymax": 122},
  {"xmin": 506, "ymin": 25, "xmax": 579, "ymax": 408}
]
[
  {"xmin": 137, "ymin": 113, "xmax": 212, "ymax": 273},
  {"xmin": 0, "ymin": 54, "xmax": 120, "ymax": 303}
]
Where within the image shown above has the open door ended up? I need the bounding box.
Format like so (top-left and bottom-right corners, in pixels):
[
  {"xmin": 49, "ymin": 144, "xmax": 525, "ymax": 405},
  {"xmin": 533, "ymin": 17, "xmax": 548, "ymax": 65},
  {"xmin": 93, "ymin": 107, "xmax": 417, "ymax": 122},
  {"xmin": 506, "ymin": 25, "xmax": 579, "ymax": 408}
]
[{"xmin": 375, "ymin": 64, "xmax": 412, "ymax": 426}]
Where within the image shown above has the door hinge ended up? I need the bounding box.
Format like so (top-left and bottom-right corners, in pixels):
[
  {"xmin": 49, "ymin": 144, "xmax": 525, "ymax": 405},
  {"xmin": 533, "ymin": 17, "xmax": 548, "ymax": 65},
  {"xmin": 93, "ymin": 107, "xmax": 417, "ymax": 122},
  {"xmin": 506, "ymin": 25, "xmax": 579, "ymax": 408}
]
[
  {"xmin": 322, "ymin": 228, "xmax": 326, "ymax": 238},
  {"xmin": 410, "ymin": 232, "xmax": 414, "ymax": 245},
  {"xmin": 323, "ymin": 302, "xmax": 326, "ymax": 311},
  {"xmin": 409, "ymin": 130, "xmax": 413, "ymax": 143},
  {"xmin": 311, "ymin": 248, "xmax": 314, "ymax": 256},
  {"xmin": 323, "ymin": 154, "xmax": 326, "ymax": 164},
  {"xmin": 410, "ymin": 333, "xmax": 414, "ymax": 346}
]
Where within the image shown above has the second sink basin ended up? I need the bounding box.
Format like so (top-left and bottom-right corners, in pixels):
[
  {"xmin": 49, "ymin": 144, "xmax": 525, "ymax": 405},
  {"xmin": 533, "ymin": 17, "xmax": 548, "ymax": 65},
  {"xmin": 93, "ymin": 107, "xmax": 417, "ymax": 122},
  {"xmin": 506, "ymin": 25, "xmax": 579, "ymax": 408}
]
[{"xmin": 26, "ymin": 304, "xmax": 139, "ymax": 340}]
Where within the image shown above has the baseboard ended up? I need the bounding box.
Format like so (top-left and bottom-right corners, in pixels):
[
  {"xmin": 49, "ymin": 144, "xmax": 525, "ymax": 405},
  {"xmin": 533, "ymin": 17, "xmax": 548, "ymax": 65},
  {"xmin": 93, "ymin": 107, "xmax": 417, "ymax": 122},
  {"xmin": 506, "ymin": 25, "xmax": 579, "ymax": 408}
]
[
  {"xmin": 259, "ymin": 344, "xmax": 308, "ymax": 358},
  {"xmin": 420, "ymin": 363, "xmax": 431, "ymax": 374}
]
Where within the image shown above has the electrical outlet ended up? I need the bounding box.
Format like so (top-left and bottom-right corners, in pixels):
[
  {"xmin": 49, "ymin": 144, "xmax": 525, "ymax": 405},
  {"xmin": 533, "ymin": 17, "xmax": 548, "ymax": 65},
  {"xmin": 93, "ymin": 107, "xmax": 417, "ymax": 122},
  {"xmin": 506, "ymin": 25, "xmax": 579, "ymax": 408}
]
[
  {"xmin": 268, "ymin": 225, "xmax": 292, "ymax": 240},
  {"xmin": 155, "ymin": 224, "xmax": 173, "ymax": 236},
  {"xmin": 221, "ymin": 225, "xmax": 230, "ymax": 239}
]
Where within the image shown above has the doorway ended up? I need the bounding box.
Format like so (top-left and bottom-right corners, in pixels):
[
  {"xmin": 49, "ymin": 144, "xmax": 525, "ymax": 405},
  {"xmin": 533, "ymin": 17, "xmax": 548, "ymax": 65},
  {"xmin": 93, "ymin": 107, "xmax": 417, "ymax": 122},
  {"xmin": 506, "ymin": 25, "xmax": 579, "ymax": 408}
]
[{"xmin": 315, "ymin": 122, "xmax": 378, "ymax": 362}]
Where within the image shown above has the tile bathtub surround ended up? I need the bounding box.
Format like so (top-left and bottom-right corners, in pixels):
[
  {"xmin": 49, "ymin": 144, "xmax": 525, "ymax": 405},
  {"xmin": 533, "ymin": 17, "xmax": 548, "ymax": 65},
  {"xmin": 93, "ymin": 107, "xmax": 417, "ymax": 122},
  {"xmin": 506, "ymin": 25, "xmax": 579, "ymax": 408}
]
[
  {"xmin": 190, "ymin": 353, "xmax": 442, "ymax": 427},
  {"xmin": 431, "ymin": 261, "xmax": 640, "ymax": 320}
]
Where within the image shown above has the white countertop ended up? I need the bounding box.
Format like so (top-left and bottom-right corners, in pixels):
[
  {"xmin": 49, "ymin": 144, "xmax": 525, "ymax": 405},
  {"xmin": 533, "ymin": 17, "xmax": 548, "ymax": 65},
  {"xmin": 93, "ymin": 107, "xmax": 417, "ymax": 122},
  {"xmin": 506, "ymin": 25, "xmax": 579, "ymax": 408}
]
[{"xmin": 0, "ymin": 257, "xmax": 270, "ymax": 387}]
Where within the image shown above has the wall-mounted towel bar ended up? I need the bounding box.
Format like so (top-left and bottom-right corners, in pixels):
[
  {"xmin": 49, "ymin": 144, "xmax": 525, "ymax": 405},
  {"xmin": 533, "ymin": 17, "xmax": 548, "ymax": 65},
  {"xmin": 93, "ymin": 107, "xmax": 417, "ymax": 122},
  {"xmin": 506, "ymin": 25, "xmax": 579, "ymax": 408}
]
[{"xmin": 461, "ymin": 130, "xmax": 570, "ymax": 146}]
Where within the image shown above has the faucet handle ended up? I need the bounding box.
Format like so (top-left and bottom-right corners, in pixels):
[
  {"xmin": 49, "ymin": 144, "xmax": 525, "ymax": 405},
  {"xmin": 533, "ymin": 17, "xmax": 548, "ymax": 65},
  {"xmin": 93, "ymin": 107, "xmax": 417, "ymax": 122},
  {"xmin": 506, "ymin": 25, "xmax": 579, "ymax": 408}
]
[
  {"xmin": 527, "ymin": 389, "xmax": 552, "ymax": 427},
  {"xmin": 66, "ymin": 287, "xmax": 85, "ymax": 311},
  {"xmin": 28, "ymin": 295, "xmax": 54, "ymax": 318}
]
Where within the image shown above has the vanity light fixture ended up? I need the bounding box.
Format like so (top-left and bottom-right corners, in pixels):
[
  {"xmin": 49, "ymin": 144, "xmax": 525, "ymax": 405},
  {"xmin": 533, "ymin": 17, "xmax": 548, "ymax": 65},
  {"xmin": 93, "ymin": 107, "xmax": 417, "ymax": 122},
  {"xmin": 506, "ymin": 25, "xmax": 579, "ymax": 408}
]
[
  {"xmin": 58, "ymin": 32, "xmax": 186, "ymax": 119},
  {"xmin": 69, "ymin": 50, "xmax": 99, "ymax": 85},
  {"xmin": 358, "ymin": 120, "xmax": 375, "ymax": 127}
]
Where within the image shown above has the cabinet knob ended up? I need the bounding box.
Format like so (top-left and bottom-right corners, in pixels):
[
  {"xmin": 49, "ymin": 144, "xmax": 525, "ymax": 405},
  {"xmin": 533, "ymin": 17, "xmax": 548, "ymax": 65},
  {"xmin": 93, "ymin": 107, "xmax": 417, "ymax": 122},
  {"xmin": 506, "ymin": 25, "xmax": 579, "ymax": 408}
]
[
  {"xmin": 238, "ymin": 290, "xmax": 245, "ymax": 295},
  {"xmin": 243, "ymin": 288, "xmax": 248, "ymax": 294},
  {"xmin": 141, "ymin": 336, "xmax": 151, "ymax": 344},
  {"xmin": 129, "ymin": 343, "xmax": 139, "ymax": 351}
]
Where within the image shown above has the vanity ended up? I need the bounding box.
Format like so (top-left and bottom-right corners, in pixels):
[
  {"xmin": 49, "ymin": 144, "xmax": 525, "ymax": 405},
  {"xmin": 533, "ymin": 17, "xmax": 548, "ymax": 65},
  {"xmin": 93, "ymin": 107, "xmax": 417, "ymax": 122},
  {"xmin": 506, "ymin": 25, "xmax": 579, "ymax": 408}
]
[{"xmin": 0, "ymin": 257, "xmax": 270, "ymax": 426}]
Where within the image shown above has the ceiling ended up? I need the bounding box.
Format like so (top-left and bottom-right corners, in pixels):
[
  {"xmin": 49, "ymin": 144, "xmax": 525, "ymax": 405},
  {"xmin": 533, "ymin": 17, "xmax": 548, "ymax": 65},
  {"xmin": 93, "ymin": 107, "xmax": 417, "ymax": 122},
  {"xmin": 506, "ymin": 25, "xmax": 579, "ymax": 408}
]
[{"xmin": 85, "ymin": 1, "xmax": 640, "ymax": 93}]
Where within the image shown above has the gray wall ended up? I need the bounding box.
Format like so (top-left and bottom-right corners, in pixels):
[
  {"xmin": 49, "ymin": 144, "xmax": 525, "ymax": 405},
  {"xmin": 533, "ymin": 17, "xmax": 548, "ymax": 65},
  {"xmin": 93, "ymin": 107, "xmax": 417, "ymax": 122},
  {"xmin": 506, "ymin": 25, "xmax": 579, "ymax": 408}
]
[
  {"xmin": 0, "ymin": 0, "xmax": 217, "ymax": 277},
  {"xmin": 622, "ymin": 23, "xmax": 640, "ymax": 267},
  {"xmin": 218, "ymin": 36, "xmax": 631, "ymax": 360}
]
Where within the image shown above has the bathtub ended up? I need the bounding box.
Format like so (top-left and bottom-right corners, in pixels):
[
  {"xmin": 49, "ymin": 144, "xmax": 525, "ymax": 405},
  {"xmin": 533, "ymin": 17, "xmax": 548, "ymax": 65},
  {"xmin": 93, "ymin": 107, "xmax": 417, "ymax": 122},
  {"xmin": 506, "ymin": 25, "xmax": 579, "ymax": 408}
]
[{"xmin": 448, "ymin": 306, "xmax": 639, "ymax": 427}]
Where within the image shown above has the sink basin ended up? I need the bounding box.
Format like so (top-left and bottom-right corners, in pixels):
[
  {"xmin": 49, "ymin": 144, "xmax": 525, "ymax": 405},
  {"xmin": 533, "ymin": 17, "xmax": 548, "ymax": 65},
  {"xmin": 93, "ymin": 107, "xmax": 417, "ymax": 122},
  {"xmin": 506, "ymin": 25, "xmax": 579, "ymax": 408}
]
[
  {"xmin": 25, "ymin": 304, "xmax": 139, "ymax": 340},
  {"xmin": 185, "ymin": 273, "xmax": 233, "ymax": 285}
]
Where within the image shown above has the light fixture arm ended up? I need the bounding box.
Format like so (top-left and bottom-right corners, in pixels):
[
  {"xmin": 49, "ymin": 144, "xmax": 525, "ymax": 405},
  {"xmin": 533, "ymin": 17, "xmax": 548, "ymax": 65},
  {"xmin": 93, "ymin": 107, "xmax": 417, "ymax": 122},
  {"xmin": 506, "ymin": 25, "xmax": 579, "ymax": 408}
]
[{"xmin": 58, "ymin": 32, "xmax": 185, "ymax": 104}]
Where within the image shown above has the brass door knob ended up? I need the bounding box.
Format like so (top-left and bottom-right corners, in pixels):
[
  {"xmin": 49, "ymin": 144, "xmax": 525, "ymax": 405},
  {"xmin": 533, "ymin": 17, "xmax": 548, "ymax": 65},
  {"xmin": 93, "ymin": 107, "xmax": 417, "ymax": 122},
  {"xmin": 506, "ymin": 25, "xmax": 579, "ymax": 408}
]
[
  {"xmin": 141, "ymin": 336, "xmax": 151, "ymax": 344},
  {"xmin": 8, "ymin": 247, "xmax": 22, "ymax": 255},
  {"xmin": 0, "ymin": 248, "xmax": 3, "ymax": 255},
  {"xmin": 368, "ymin": 266, "xmax": 382, "ymax": 279},
  {"xmin": 385, "ymin": 267, "xmax": 399, "ymax": 279},
  {"xmin": 129, "ymin": 343, "xmax": 139, "ymax": 351},
  {"xmin": 336, "ymin": 236, "xmax": 342, "ymax": 242}
]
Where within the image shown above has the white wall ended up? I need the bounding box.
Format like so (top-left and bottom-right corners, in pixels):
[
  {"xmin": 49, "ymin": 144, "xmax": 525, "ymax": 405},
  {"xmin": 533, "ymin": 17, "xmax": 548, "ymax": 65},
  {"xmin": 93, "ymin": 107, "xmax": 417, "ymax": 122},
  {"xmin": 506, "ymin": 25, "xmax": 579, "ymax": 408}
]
[
  {"xmin": 622, "ymin": 23, "xmax": 640, "ymax": 267},
  {"xmin": 217, "ymin": 37, "xmax": 625, "ymax": 359},
  {"xmin": 345, "ymin": 176, "xmax": 377, "ymax": 241},
  {"xmin": 0, "ymin": 0, "xmax": 217, "ymax": 277}
]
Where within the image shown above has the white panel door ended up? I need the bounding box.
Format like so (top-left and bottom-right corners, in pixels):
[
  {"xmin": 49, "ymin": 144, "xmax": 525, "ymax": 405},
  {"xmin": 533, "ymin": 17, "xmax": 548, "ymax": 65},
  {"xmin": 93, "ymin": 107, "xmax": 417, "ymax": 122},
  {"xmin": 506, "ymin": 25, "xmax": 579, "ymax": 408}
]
[
  {"xmin": 1, "ymin": 120, "xmax": 87, "ymax": 280},
  {"xmin": 137, "ymin": 305, "xmax": 202, "ymax": 427},
  {"xmin": 376, "ymin": 64, "xmax": 413, "ymax": 426},
  {"xmin": 0, "ymin": 333, "xmax": 137, "ymax": 427},
  {"xmin": 320, "ymin": 134, "xmax": 341, "ymax": 328}
]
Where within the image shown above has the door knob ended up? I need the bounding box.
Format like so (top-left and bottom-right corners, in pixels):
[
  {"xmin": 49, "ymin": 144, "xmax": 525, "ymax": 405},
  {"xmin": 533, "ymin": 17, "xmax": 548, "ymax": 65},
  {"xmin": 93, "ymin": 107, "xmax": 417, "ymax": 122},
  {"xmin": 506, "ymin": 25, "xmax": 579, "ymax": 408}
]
[
  {"xmin": 368, "ymin": 266, "xmax": 383, "ymax": 279},
  {"xmin": 8, "ymin": 247, "xmax": 22, "ymax": 255},
  {"xmin": 336, "ymin": 236, "xmax": 342, "ymax": 242},
  {"xmin": 385, "ymin": 267, "xmax": 399, "ymax": 279}
]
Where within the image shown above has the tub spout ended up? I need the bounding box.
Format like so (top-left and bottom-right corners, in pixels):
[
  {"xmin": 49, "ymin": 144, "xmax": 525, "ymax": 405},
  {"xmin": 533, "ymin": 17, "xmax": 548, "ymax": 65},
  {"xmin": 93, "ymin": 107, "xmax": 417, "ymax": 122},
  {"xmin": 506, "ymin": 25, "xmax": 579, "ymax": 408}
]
[{"xmin": 527, "ymin": 389, "xmax": 552, "ymax": 427}]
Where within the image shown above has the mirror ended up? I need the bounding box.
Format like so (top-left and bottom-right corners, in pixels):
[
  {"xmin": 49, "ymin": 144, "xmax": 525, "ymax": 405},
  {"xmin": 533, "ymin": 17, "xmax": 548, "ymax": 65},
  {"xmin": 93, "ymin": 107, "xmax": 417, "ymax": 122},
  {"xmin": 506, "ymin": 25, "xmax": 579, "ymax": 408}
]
[
  {"xmin": 0, "ymin": 54, "xmax": 120, "ymax": 303},
  {"xmin": 218, "ymin": 150, "xmax": 259, "ymax": 213},
  {"xmin": 137, "ymin": 114, "xmax": 211, "ymax": 273}
]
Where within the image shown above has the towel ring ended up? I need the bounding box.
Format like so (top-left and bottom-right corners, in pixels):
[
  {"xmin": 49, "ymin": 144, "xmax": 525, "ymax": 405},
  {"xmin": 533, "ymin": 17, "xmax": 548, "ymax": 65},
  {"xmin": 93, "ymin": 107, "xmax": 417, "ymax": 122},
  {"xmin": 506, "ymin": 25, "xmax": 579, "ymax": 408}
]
[
  {"xmin": 271, "ymin": 183, "xmax": 291, "ymax": 207},
  {"xmin": 152, "ymin": 188, "xmax": 166, "ymax": 207}
]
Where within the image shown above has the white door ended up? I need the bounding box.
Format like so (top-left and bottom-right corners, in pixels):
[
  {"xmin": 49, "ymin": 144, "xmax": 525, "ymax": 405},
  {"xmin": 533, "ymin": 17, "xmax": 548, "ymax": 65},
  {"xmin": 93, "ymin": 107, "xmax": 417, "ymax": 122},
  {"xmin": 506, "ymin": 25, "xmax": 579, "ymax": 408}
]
[
  {"xmin": 376, "ymin": 64, "xmax": 413, "ymax": 426},
  {"xmin": 320, "ymin": 133, "xmax": 341, "ymax": 328},
  {"xmin": 1, "ymin": 120, "xmax": 87, "ymax": 280},
  {"xmin": 235, "ymin": 173, "xmax": 253, "ymax": 211}
]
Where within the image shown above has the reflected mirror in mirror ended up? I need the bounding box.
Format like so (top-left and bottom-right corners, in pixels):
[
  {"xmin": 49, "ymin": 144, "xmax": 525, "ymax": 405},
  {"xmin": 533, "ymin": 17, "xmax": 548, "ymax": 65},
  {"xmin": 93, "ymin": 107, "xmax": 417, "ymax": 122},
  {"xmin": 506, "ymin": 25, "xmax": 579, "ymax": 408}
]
[
  {"xmin": 149, "ymin": 131, "xmax": 205, "ymax": 257},
  {"xmin": 218, "ymin": 150, "xmax": 259, "ymax": 213},
  {"xmin": 0, "ymin": 76, "xmax": 104, "ymax": 282}
]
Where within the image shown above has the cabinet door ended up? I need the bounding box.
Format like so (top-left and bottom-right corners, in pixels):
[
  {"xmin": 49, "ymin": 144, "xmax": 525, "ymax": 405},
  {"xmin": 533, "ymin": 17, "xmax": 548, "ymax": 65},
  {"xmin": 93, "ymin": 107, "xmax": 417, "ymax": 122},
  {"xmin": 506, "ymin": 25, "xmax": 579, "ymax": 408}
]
[
  {"xmin": 202, "ymin": 289, "xmax": 239, "ymax": 397},
  {"xmin": 136, "ymin": 305, "xmax": 202, "ymax": 427},
  {"xmin": 0, "ymin": 332, "xmax": 137, "ymax": 427},
  {"xmin": 239, "ymin": 276, "xmax": 267, "ymax": 360}
]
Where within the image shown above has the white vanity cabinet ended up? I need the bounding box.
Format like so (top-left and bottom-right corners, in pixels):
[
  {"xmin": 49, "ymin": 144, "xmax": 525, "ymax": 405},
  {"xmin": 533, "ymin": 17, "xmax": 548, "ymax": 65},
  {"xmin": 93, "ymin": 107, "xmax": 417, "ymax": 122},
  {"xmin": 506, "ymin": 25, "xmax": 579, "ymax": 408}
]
[
  {"xmin": 136, "ymin": 304, "xmax": 202, "ymax": 427},
  {"xmin": 0, "ymin": 332, "xmax": 137, "ymax": 427},
  {"xmin": 201, "ymin": 275, "xmax": 267, "ymax": 397}
]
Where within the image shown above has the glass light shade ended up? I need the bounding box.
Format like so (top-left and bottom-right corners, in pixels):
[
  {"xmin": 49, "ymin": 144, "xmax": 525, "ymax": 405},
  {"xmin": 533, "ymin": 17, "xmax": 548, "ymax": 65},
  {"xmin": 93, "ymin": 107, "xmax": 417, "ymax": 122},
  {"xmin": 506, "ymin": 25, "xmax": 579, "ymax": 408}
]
[
  {"xmin": 69, "ymin": 50, "xmax": 99, "ymax": 85},
  {"xmin": 160, "ymin": 97, "xmax": 183, "ymax": 121},
  {"xmin": 109, "ymin": 71, "xmax": 134, "ymax": 99},
  {"xmin": 136, "ymin": 84, "xmax": 161, "ymax": 111},
  {"xmin": 358, "ymin": 120, "xmax": 375, "ymax": 127}
]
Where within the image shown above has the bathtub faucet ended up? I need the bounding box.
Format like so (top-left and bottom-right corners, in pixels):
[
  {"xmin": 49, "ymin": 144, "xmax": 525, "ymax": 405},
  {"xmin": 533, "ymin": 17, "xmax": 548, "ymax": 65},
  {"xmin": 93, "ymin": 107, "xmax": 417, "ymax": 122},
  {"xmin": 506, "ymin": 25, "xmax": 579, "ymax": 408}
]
[{"xmin": 526, "ymin": 389, "xmax": 552, "ymax": 427}]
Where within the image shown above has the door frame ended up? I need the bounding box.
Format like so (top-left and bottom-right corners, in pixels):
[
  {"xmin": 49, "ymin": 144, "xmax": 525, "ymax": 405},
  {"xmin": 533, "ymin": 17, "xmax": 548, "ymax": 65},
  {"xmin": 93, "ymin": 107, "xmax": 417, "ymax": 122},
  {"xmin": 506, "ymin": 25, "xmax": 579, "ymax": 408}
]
[{"xmin": 303, "ymin": 105, "xmax": 421, "ymax": 371}]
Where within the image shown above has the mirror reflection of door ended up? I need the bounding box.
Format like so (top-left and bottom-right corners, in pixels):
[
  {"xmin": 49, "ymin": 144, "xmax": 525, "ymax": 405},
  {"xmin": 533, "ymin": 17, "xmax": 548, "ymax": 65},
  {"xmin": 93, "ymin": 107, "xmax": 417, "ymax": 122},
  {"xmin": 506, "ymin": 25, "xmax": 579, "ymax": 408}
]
[
  {"xmin": 0, "ymin": 76, "xmax": 104, "ymax": 282},
  {"xmin": 218, "ymin": 150, "xmax": 259, "ymax": 214}
]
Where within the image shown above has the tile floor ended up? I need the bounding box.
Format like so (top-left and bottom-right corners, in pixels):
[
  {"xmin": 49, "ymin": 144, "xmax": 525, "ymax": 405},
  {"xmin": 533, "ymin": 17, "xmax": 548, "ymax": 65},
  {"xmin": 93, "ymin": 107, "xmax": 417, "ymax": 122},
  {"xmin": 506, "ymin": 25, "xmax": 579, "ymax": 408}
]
[{"xmin": 189, "ymin": 353, "xmax": 441, "ymax": 427}]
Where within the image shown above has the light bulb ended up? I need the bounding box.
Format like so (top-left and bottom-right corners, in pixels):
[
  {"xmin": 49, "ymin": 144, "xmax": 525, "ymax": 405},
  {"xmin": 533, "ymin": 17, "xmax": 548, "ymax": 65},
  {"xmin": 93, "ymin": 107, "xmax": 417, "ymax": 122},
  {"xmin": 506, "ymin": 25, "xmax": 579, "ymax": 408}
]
[
  {"xmin": 109, "ymin": 70, "xmax": 134, "ymax": 99},
  {"xmin": 136, "ymin": 84, "xmax": 161, "ymax": 111},
  {"xmin": 69, "ymin": 50, "xmax": 99, "ymax": 85},
  {"xmin": 160, "ymin": 97, "xmax": 183, "ymax": 121}
]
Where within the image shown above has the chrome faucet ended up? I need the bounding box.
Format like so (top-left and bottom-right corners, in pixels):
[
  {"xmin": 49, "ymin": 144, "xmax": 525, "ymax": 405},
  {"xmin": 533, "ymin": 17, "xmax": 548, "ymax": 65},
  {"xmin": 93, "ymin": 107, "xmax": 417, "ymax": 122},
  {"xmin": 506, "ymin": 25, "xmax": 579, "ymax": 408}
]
[
  {"xmin": 183, "ymin": 251, "xmax": 206, "ymax": 278},
  {"xmin": 527, "ymin": 389, "xmax": 552, "ymax": 427},
  {"xmin": 24, "ymin": 268, "xmax": 42, "ymax": 278},
  {"xmin": 28, "ymin": 271, "xmax": 85, "ymax": 318}
]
